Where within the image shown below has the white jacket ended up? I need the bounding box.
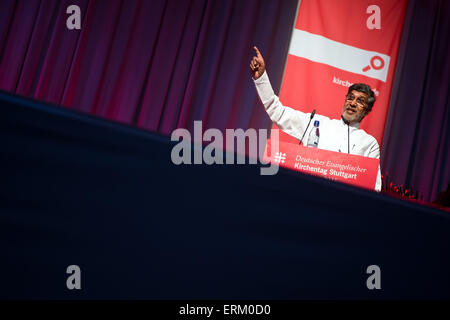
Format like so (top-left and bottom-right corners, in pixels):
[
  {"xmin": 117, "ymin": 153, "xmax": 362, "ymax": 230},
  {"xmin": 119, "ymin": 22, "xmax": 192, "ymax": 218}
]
[{"xmin": 254, "ymin": 71, "xmax": 382, "ymax": 191}]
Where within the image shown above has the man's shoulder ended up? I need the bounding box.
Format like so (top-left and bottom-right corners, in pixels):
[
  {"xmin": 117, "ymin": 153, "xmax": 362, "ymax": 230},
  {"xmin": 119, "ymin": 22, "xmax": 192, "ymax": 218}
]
[{"xmin": 356, "ymin": 128, "xmax": 379, "ymax": 147}]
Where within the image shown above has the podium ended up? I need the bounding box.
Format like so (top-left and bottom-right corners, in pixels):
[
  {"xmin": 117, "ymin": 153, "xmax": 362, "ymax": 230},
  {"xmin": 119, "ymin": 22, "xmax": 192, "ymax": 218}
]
[{"xmin": 265, "ymin": 139, "xmax": 379, "ymax": 190}]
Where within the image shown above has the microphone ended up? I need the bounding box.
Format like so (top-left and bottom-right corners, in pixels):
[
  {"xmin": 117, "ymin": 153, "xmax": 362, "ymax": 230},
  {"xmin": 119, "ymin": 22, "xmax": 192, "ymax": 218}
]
[
  {"xmin": 341, "ymin": 115, "xmax": 350, "ymax": 153},
  {"xmin": 299, "ymin": 109, "xmax": 316, "ymax": 145}
]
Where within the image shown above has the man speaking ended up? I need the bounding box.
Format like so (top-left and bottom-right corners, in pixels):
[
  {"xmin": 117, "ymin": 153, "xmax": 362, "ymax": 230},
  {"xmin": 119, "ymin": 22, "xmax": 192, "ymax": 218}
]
[{"xmin": 250, "ymin": 46, "xmax": 381, "ymax": 191}]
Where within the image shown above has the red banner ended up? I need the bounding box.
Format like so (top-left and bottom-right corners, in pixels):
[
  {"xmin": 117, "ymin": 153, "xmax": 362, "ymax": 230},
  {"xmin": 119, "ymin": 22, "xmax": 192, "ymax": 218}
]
[
  {"xmin": 278, "ymin": 0, "xmax": 407, "ymax": 146},
  {"xmin": 265, "ymin": 140, "xmax": 380, "ymax": 190}
]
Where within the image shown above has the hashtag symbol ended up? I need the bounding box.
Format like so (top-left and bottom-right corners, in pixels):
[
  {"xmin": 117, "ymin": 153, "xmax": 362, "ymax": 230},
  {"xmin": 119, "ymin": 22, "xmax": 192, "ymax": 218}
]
[{"xmin": 274, "ymin": 152, "xmax": 286, "ymax": 164}]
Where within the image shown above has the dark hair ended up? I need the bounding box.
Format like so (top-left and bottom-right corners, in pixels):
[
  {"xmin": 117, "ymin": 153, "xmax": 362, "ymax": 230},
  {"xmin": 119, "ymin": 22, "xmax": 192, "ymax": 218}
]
[{"xmin": 347, "ymin": 83, "xmax": 376, "ymax": 112}]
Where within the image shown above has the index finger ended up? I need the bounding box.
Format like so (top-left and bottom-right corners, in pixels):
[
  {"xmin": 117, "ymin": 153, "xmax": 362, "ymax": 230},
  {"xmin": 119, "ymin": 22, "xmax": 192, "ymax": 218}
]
[{"xmin": 253, "ymin": 46, "xmax": 262, "ymax": 58}]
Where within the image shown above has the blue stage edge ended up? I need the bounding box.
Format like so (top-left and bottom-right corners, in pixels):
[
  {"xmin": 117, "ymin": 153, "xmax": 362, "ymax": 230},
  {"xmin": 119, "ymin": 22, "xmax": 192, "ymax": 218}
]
[{"xmin": 1, "ymin": 92, "xmax": 449, "ymax": 299}]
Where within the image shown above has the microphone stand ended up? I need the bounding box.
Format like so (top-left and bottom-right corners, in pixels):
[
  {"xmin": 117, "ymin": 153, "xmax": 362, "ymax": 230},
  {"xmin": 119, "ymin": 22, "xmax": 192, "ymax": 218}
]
[
  {"xmin": 299, "ymin": 109, "xmax": 316, "ymax": 145},
  {"xmin": 341, "ymin": 115, "xmax": 350, "ymax": 154}
]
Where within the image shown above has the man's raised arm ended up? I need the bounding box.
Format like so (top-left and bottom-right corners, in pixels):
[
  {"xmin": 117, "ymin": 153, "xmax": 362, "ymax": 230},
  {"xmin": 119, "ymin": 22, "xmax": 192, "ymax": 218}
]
[{"xmin": 250, "ymin": 46, "xmax": 309, "ymax": 141}]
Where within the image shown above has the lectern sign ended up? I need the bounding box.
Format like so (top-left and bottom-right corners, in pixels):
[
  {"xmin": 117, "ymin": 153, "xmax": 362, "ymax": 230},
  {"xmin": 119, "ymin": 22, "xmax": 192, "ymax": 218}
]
[{"xmin": 265, "ymin": 140, "xmax": 379, "ymax": 190}]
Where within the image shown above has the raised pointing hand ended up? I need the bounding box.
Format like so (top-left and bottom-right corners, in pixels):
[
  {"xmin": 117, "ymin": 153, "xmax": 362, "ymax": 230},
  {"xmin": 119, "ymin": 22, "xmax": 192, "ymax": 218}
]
[{"xmin": 250, "ymin": 46, "xmax": 266, "ymax": 80}]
